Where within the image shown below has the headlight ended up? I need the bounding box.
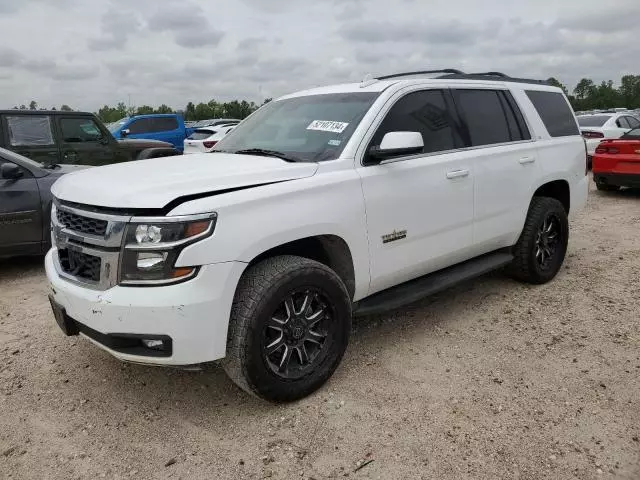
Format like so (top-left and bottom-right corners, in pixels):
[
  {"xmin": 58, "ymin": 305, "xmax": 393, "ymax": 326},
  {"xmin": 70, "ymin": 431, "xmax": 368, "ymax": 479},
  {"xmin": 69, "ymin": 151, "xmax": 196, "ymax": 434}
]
[{"xmin": 119, "ymin": 213, "xmax": 216, "ymax": 286}]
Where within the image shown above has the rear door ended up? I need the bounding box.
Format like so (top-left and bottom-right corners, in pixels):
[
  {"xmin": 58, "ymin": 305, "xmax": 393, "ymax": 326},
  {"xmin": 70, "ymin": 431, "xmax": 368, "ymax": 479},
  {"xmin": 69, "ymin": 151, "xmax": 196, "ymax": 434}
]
[
  {"xmin": 451, "ymin": 88, "xmax": 538, "ymax": 251},
  {"xmin": 1, "ymin": 114, "xmax": 61, "ymax": 165},
  {"xmin": 55, "ymin": 115, "xmax": 117, "ymax": 166},
  {"xmin": 0, "ymin": 156, "xmax": 42, "ymax": 255}
]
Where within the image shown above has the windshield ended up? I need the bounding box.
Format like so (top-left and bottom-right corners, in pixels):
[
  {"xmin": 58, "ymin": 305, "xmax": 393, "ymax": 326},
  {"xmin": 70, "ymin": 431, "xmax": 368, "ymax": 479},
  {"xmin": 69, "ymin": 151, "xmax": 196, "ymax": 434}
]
[
  {"xmin": 107, "ymin": 118, "xmax": 128, "ymax": 133},
  {"xmin": 577, "ymin": 115, "xmax": 611, "ymax": 127},
  {"xmin": 213, "ymin": 92, "xmax": 379, "ymax": 162},
  {"xmin": 188, "ymin": 129, "xmax": 216, "ymax": 140}
]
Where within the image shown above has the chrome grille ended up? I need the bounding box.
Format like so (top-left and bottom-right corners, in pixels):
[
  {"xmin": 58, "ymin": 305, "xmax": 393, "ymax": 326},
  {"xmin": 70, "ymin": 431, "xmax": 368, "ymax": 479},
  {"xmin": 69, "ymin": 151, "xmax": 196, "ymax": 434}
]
[
  {"xmin": 56, "ymin": 209, "xmax": 108, "ymax": 236},
  {"xmin": 58, "ymin": 249, "xmax": 101, "ymax": 282},
  {"xmin": 52, "ymin": 202, "xmax": 130, "ymax": 290}
]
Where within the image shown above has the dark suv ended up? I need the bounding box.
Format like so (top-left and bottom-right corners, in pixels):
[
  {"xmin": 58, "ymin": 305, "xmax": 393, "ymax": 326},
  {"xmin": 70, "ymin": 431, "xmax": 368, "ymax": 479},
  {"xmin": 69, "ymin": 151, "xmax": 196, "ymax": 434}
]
[{"xmin": 0, "ymin": 110, "xmax": 180, "ymax": 166}]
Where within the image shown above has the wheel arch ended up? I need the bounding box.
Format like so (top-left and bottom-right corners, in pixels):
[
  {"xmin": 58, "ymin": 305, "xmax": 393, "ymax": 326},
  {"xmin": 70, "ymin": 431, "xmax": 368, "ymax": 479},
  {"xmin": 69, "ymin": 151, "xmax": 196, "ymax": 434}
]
[
  {"xmin": 532, "ymin": 179, "xmax": 570, "ymax": 214},
  {"xmin": 245, "ymin": 234, "xmax": 357, "ymax": 300}
]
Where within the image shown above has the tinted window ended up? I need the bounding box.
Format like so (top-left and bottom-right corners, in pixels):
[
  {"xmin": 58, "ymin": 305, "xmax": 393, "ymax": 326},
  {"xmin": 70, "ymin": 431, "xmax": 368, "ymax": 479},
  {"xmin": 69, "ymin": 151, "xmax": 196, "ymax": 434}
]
[
  {"xmin": 616, "ymin": 117, "xmax": 630, "ymax": 129},
  {"xmin": 5, "ymin": 116, "xmax": 55, "ymax": 146},
  {"xmin": 153, "ymin": 117, "xmax": 179, "ymax": 132},
  {"xmin": 454, "ymin": 90, "xmax": 512, "ymax": 146},
  {"xmin": 622, "ymin": 128, "xmax": 640, "ymax": 139},
  {"xmin": 60, "ymin": 118, "xmax": 104, "ymax": 143},
  {"xmin": 369, "ymin": 89, "xmax": 459, "ymax": 155},
  {"xmin": 577, "ymin": 115, "xmax": 611, "ymax": 127},
  {"xmin": 625, "ymin": 116, "xmax": 640, "ymax": 128},
  {"xmin": 128, "ymin": 118, "xmax": 153, "ymax": 134},
  {"xmin": 188, "ymin": 129, "xmax": 216, "ymax": 140},
  {"xmin": 526, "ymin": 91, "xmax": 580, "ymax": 137}
]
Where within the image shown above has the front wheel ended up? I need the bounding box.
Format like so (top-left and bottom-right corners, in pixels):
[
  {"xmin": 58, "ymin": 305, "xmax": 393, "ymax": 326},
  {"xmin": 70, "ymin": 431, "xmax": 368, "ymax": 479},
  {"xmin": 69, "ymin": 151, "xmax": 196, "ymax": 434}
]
[
  {"xmin": 508, "ymin": 197, "xmax": 569, "ymax": 284},
  {"xmin": 222, "ymin": 256, "xmax": 352, "ymax": 402}
]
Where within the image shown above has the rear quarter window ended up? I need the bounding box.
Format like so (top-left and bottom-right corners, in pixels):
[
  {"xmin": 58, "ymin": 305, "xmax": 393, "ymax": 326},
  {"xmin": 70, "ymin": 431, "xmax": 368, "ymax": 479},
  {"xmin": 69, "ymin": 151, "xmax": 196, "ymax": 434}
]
[
  {"xmin": 5, "ymin": 115, "xmax": 55, "ymax": 146},
  {"xmin": 526, "ymin": 90, "xmax": 580, "ymax": 137}
]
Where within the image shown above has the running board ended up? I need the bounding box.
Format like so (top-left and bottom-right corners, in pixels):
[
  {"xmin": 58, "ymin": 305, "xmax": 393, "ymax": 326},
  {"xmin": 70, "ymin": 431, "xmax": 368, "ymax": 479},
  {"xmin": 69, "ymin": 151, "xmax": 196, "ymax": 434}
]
[{"xmin": 353, "ymin": 251, "xmax": 514, "ymax": 317}]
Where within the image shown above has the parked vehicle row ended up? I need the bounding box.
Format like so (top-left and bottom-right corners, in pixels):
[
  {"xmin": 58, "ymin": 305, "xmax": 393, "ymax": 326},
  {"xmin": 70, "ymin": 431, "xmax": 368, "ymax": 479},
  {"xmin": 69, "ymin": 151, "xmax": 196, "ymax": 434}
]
[
  {"xmin": 577, "ymin": 112, "xmax": 640, "ymax": 164},
  {"xmin": 44, "ymin": 69, "xmax": 589, "ymax": 402},
  {"xmin": 0, "ymin": 110, "xmax": 179, "ymax": 167}
]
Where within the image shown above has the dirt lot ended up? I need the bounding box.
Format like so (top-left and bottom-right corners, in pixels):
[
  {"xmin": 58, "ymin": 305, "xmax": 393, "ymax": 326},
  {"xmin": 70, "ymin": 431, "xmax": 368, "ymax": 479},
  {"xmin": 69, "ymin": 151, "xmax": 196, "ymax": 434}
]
[{"xmin": 1, "ymin": 180, "xmax": 639, "ymax": 480}]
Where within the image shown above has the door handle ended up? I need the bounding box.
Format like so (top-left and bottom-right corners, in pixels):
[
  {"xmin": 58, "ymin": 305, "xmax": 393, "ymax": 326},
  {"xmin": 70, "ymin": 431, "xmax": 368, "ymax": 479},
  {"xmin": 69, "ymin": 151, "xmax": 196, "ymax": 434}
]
[
  {"xmin": 519, "ymin": 156, "xmax": 536, "ymax": 164},
  {"xmin": 446, "ymin": 169, "xmax": 469, "ymax": 179}
]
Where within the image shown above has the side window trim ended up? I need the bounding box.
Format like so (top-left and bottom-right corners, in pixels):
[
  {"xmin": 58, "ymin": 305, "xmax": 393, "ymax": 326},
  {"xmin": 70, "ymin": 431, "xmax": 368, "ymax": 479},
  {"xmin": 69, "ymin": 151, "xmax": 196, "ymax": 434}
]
[{"xmin": 500, "ymin": 90, "xmax": 532, "ymax": 141}]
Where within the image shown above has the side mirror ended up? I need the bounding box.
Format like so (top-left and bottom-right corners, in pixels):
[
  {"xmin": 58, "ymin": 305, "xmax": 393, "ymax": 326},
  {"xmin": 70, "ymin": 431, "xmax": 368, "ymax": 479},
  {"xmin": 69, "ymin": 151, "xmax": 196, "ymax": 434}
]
[
  {"xmin": 367, "ymin": 131, "xmax": 424, "ymax": 163},
  {"xmin": 121, "ymin": 128, "xmax": 130, "ymax": 137},
  {"xmin": 0, "ymin": 163, "xmax": 24, "ymax": 180}
]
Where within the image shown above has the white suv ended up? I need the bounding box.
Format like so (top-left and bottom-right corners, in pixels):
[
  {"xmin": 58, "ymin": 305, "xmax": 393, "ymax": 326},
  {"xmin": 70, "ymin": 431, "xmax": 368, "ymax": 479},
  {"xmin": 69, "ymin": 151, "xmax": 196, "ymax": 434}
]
[{"xmin": 46, "ymin": 70, "xmax": 589, "ymax": 402}]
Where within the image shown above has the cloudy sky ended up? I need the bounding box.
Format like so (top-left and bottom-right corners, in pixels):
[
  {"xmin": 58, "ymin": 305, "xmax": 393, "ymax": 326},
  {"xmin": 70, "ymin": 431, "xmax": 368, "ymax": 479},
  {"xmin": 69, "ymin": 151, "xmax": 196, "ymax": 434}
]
[{"xmin": 0, "ymin": 0, "xmax": 638, "ymax": 111}]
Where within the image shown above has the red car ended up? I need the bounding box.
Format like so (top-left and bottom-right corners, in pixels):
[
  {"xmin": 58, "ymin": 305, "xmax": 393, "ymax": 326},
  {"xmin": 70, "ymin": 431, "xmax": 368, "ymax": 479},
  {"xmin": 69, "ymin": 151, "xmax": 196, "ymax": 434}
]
[{"xmin": 592, "ymin": 127, "xmax": 640, "ymax": 191}]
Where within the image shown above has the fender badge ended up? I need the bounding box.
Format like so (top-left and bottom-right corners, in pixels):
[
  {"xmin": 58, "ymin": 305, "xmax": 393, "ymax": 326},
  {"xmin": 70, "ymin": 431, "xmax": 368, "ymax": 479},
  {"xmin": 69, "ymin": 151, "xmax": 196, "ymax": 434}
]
[{"xmin": 382, "ymin": 229, "xmax": 407, "ymax": 244}]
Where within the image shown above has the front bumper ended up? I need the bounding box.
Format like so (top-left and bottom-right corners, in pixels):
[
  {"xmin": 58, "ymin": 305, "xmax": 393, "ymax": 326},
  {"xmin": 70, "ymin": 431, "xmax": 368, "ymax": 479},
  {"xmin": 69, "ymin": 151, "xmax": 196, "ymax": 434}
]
[{"xmin": 46, "ymin": 249, "xmax": 246, "ymax": 365}]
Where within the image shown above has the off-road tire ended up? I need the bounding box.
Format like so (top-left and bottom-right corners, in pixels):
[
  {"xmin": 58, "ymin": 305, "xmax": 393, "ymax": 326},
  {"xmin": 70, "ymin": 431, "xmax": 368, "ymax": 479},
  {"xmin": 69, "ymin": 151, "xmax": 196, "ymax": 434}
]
[
  {"xmin": 508, "ymin": 197, "xmax": 569, "ymax": 284},
  {"xmin": 222, "ymin": 255, "xmax": 352, "ymax": 402}
]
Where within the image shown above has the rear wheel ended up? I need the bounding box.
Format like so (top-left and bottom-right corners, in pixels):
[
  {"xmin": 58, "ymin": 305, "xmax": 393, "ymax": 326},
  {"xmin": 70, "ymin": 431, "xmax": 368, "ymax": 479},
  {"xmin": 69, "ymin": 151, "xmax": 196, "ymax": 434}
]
[
  {"xmin": 508, "ymin": 197, "xmax": 569, "ymax": 284},
  {"xmin": 223, "ymin": 256, "xmax": 351, "ymax": 402}
]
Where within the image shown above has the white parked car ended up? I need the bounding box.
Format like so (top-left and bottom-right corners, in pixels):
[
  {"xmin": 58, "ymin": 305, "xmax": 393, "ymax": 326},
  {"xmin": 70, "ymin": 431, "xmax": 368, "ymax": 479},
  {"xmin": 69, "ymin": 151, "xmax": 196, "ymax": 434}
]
[
  {"xmin": 578, "ymin": 113, "xmax": 640, "ymax": 158},
  {"xmin": 46, "ymin": 70, "xmax": 588, "ymax": 402},
  {"xmin": 184, "ymin": 125, "xmax": 237, "ymax": 154}
]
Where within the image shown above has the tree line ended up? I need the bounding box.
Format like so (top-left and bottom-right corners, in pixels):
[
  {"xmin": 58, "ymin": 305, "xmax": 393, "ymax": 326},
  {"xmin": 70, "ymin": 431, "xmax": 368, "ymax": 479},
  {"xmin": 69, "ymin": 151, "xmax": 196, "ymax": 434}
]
[
  {"xmin": 11, "ymin": 74, "xmax": 640, "ymax": 122},
  {"xmin": 547, "ymin": 75, "xmax": 640, "ymax": 111},
  {"xmin": 95, "ymin": 98, "xmax": 272, "ymax": 123}
]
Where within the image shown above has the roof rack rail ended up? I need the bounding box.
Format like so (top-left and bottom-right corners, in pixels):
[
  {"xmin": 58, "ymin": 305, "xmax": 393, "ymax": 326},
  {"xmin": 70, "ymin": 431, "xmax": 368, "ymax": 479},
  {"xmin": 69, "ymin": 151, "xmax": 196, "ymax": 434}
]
[
  {"xmin": 375, "ymin": 69, "xmax": 464, "ymax": 80},
  {"xmin": 468, "ymin": 71, "xmax": 508, "ymax": 77},
  {"xmin": 437, "ymin": 72, "xmax": 549, "ymax": 85}
]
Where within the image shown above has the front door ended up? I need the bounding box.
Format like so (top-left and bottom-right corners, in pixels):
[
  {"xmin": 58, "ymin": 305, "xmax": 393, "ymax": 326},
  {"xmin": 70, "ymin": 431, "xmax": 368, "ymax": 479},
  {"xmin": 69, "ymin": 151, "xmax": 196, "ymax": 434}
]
[
  {"xmin": 0, "ymin": 157, "xmax": 42, "ymax": 255},
  {"xmin": 55, "ymin": 116, "xmax": 118, "ymax": 166},
  {"xmin": 1, "ymin": 114, "xmax": 60, "ymax": 166},
  {"xmin": 357, "ymin": 88, "xmax": 474, "ymax": 295}
]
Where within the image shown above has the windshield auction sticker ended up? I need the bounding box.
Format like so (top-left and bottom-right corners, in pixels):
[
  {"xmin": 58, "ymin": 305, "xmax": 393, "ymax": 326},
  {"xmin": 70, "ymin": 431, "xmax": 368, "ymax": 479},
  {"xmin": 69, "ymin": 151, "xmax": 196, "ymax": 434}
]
[{"xmin": 307, "ymin": 120, "xmax": 349, "ymax": 134}]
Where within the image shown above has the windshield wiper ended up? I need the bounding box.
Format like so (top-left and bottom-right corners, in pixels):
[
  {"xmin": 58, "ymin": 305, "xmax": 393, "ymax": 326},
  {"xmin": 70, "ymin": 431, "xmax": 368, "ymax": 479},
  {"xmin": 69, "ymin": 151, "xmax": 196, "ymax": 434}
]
[{"xmin": 233, "ymin": 148, "xmax": 302, "ymax": 163}]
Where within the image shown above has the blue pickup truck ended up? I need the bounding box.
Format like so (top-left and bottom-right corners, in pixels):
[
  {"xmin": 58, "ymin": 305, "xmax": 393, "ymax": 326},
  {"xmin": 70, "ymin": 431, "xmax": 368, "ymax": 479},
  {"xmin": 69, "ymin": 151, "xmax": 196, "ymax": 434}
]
[{"xmin": 108, "ymin": 114, "xmax": 194, "ymax": 152}]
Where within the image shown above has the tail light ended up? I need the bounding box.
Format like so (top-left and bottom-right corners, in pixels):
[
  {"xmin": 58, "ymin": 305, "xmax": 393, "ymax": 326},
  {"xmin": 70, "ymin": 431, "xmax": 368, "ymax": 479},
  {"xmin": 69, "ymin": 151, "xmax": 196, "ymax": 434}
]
[
  {"xmin": 582, "ymin": 131, "xmax": 604, "ymax": 139},
  {"xmin": 595, "ymin": 146, "xmax": 619, "ymax": 154},
  {"xmin": 203, "ymin": 140, "xmax": 218, "ymax": 149}
]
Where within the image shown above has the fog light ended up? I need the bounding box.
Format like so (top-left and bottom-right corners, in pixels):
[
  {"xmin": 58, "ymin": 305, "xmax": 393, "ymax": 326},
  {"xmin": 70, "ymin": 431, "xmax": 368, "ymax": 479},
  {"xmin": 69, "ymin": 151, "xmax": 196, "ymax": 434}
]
[{"xmin": 142, "ymin": 339, "xmax": 164, "ymax": 350}]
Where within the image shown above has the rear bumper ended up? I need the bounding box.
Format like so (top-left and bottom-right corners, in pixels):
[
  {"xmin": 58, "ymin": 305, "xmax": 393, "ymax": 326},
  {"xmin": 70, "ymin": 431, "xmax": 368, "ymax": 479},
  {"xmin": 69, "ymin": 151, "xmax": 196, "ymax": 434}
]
[{"xmin": 593, "ymin": 172, "xmax": 640, "ymax": 188}]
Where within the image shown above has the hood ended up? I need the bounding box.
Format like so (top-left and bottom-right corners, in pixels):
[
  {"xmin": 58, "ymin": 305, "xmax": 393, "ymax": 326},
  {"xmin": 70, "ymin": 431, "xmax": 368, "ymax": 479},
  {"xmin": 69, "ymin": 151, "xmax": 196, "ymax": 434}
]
[
  {"xmin": 117, "ymin": 138, "xmax": 174, "ymax": 149},
  {"xmin": 51, "ymin": 164, "xmax": 93, "ymax": 176},
  {"xmin": 51, "ymin": 153, "xmax": 318, "ymax": 210}
]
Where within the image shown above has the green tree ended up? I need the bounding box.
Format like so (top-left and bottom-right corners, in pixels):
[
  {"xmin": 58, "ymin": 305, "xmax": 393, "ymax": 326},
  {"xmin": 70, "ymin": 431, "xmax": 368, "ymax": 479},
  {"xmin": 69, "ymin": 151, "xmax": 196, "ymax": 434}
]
[
  {"xmin": 573, "ymin": 78, "xmax": 596, "ymax": 101},
  {"xmin": 29, "ymin": 100, "xmax": 38, "ymax": 110},
  {"xmin": 155, "ymin": 104, "xmax": 173, "ymax": 114},
  {"xmin": 19, "ymin": 104, "xmax": 26, "ymax": 110},
  {"xmin": 185, "ymin": 102, "xmax": 196, "ymax": 120},
  {"xmin": 546, "ymin": 77, "xmax": 568, "ymax": 95},
  {"xmin": 60, "ymin": 104, "xmax": 73, "ymax": 111},
  {"xmin": 136, "ymin": 105, "xmax": 154, "ymax": 115},
  {"xmin": 620, "ymin": 75, "xmax": 640, "ymax": 108}
]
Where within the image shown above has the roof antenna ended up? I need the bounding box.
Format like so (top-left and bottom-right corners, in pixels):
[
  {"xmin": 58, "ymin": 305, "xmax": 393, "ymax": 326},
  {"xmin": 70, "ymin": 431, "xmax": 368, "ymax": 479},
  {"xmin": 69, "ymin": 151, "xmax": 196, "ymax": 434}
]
[{"xmin": 360, "ymin": 73, "xmax": 377, "ymax": 88}]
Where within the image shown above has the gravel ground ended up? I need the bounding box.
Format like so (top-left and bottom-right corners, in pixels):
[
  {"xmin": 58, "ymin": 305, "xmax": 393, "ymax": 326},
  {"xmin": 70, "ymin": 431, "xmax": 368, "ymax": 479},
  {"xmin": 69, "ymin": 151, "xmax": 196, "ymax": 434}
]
[{"xmin": 1, "ymin": 180, "xmax": 639, "ymax": 480}]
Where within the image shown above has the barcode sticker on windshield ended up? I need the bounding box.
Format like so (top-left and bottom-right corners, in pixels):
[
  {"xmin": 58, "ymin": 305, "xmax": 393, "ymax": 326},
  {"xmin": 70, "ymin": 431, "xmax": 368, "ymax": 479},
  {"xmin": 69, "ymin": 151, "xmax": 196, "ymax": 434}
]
[{"xmin": 307, "ymin": 120, "xmax": 349, "ymax": 133}]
